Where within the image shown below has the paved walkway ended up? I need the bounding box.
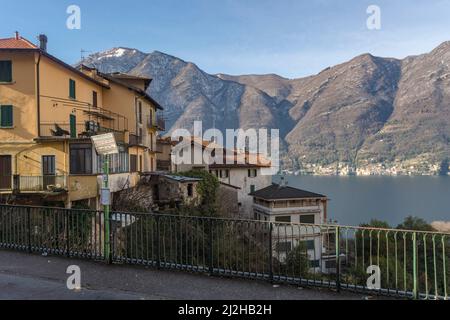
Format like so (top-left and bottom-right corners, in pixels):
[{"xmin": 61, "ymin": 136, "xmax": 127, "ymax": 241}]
[{"xmin": 0, "ymin": 250, "xmax": 365, "ymax": 300}]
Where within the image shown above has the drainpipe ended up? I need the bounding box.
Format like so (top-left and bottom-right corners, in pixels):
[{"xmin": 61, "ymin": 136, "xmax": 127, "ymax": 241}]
[{"xmin": 36, "ymin": 51, "xmax": 42, "ymax": 137}]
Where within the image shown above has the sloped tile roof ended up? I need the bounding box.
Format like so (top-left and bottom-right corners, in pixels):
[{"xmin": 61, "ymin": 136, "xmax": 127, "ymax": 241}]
[
  {"xmin": 0, "ymin": 37, "xmax": 37, "ymax": 49},
  {"xmin": 250, "ymin": 183, "xmax": 326, "ymax": 200}
]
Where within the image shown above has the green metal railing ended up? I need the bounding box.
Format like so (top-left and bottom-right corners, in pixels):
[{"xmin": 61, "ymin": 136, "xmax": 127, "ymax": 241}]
[{"xmin": 0, "ymin": 204, "xmax": 448, "ymax": 299}]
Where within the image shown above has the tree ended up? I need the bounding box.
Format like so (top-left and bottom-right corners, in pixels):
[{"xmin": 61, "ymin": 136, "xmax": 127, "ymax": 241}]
[
  {"xmin": 396, "ymin": 216, "xmax": 434, "ymax": 232},
  {"xmin": 176, "ymin": 170, "xmax": 220, "ymax": 217}
]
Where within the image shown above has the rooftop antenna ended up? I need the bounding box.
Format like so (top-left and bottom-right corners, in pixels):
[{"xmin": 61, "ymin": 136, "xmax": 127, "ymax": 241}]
[{"xmin": 80, "ymin": 49, "xmax": 91, "ymax": 61}]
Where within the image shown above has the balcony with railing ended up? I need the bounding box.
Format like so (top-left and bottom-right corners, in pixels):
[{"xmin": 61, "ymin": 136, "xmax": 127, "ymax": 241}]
[
  {"xmin": 0, "ymin": 175, "xmax": 68, "ymax": 193},
  {"xmin": 39, "ymin": 106, "xmax": 129, "ymax": 142},
  {"xmin": 147, "ymin": 114, "xmax": 166, "ymax": 131}
]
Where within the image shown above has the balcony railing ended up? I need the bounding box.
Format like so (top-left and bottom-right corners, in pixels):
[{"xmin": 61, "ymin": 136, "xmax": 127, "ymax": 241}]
[
  {"xmin": 2, "ymin": 175, "xmax": 68, "ymax": 193},
  {"xmin": 39, "ymin": 105, "xmax": 128, "ymax": 139},
  {"xmin": 147, "ymin": 115, "xmax": 166, "ymax": 131},
  {"xmin": 39, "ymin": 122, "xmax": 126, "ymax": 143},
  {"xmin": 129, "ymin": 134, "xmax": 143, "ymax": 146}
]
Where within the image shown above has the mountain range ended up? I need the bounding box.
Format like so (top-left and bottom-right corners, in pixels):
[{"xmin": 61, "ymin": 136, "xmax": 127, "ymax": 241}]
[{"xmin": 80, "ymin": 42, "xmax": 450, "ymax": 175}]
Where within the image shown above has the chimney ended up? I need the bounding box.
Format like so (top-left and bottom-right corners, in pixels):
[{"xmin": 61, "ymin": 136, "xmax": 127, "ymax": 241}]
[
  {"xmin": 39, "ymin": 34, "xmax": 48, "ymax": 52},
  {"xmin": 279, "ymin": 176, "xmax": 288, "ymax": 188},
  {"xmin": 15, "ymin": 31, "xmax": 20, "ymax": 40}
]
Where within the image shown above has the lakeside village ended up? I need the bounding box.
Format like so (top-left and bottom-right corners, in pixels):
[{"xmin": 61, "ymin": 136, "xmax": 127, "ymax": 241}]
[
  {"xmin": 0, "ymin": 33, "xmax": 338, "ymax": 267},
  {"xmin": 2, "ymin": 32, "xmax": 450, "ymax": 283}
]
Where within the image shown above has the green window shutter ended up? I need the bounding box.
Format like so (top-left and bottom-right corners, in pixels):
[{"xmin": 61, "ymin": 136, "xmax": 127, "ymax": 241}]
[
  {"xmin": 0, "ymin": 61, "xmax": 12, "ymax": 82},
  {"xmin": 69, "ymin": 79, "xmax": 76, "ymax": 99},
  {"xmin": 0, "ymin": 105, "xmax": 13, "ymax": 127},
  {"xmin": 70, "ymin": 114, "xmax": 77, "ymax": 138}
]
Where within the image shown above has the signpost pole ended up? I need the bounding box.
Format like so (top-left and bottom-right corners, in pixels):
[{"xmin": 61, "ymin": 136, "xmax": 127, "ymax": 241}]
[
  {"xmin": 103, "ymin": 155, "xmax": 111, "ymax": 263},
  {"xmin": 90, "ymin": 133, "xmax": 117, "ymax": 264}
]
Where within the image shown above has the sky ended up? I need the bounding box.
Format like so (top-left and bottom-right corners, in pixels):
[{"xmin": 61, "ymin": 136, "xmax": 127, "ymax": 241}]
[{"xmin": 2, "ymin": 0, "xmax": 450, "ymax": 78}]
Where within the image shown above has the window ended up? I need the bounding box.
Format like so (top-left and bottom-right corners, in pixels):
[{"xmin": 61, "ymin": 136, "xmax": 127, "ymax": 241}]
[
  {"xmin": 310, "ymin": 260, "xmax": 320, "ymax": 268},
  {"xmin": 139, "ymin": 155, "xmax": 143, "ymax": 172},
  {"xmin": 97, "ymin": 151, "xmax": 129, "ymax": 174},
  {"xmin": 70, "ymin": 144, "xmax": 92, "ymax": 174},
  {"xmin": 220, "ymin": 170, "xmax": 229, "ymax": 178},
  {"xmin": 250, "ymin": 185, "xmax": 255, "ymax": 193},
  {"xmin": 92, "ymin": 91, "xmax": 98, "ymax": 108},
  {"xmin": 150, "ymin": 133, "xmax": 154, "ymax": 150},
  {"xmin": 0, "ymin": 155, "xmax": 12, "ymax": 189},
  {"xmin": 299, "ymin": 214, "xmax": 315, "ymax": 224},
  {"xmin": 69, "ymin": 79, "xmax": 76, "ymax": 99},
  {"xmin": 275, "ymin": 216, "xmax": 291, "ymax": 223},
  {"xmin": 42, "ymin": 156, "xmax": 56, "ymax": 175},
  {"xmin": 69, "ymin": 114, "xmax": 76, "ymax": 138},
  {"xmin": 0, "ymin": 105, "xmax": 13, "ymax": 127},
  {"xmin": 275, "ymin": 241, "xmax": 292, "ymax": 253},
  {"xmin": 0, "ymin": 61, "xmax": 12, "ymax": 82},
  {"xmin": 187, "ymin": 184, "xmax": 194, "ymax": 197},
  {"xmin": 301, "ymin": 240, "xmax": 315, "ymax": 251},
  {"xmin": 248, "ymin": 169, "xmax": 257, "ymax": 178},
  {"xmin": 130, "ymin": 154, "xmax": 138, "ymax": 172},
  {"xmin": 138, "ymin": 101, "xmax": 142, "ymax": 124}
]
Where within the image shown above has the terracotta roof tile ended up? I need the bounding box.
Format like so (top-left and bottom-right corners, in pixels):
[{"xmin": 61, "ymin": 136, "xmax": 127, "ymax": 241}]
[{"xmin": 0, "ymin": 37, "xmax": 37, "ymax": 49}]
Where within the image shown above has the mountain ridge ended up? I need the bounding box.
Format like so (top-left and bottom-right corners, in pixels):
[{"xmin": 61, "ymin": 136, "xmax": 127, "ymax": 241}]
[{"xmin": 80, "ymin": 43, "xmax": 450, "ymax": 175}]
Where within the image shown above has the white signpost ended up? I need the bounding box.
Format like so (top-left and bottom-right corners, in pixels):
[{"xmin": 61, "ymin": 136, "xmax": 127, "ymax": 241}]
[{"xmin": 91, "ymin": 133, "xmax": 119, "ymax": 262}]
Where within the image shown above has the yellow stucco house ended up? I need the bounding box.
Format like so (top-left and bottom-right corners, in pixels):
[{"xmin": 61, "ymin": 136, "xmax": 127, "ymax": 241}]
[{"xmin": 0, "ymin": 32, "xmax": 164, "ymax": 208}]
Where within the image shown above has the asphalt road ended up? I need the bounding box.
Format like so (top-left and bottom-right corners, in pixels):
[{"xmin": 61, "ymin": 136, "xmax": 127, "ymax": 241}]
[{"xmin": 0, "ymin": 250, "xmax": 365, "ymax": 300}]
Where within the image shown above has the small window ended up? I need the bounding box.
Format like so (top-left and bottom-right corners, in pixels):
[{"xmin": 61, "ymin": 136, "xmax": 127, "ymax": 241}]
[
  {"xmin": 275, "ymin": 241, "xmax": 292, "ymax": 253},
  {"xmin": 138, "ymin": 101, "xmax": 142, "ymax": 124},
  {"xmin": 301, "ymin": 240, "xmax": 315, "ymax": 250},
  {"xmin": 310, "ymin": 260, "xmax": 320, "ymax": 268},
  {"xmin": 248, "ymin": 169, "xmax": 257, "ymax": 178},
  {"xmin": 250, "ymin": 185, "xmax": 255, "ymax": 193},
  {"xmin": 0, "ymin": 105, "xmax": 13, "ymax": 127},
  {"xmin": 275, "ymin": 216, "xmax": 291, "ymax": 223},
  {"xmin": 187, "ymin": 184, "xmax": 194, "ymax": 197},
  {"xmin": 130, "ymin": 155, "xmax": 138, "ymax": 172},
  {"xmin": 0, "ymin": 61, "xmax": 12, "ymax": 82},
  {"xmin": 69, "ymin": 79, "xmax": 76, "ymax": 99},
  {"xmin": 92, "ymin": 91, "xmax": 98, "ymax": 108},
  {"xmin": 299, "ymin": 215, "xmax": 315, "ymax": 224}
]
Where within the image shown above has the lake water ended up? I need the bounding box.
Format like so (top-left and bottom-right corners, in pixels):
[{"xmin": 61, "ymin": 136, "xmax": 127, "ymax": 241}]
[{"xmin": 278, "ymin": 175, "xmax": 450, "ymax": 227}]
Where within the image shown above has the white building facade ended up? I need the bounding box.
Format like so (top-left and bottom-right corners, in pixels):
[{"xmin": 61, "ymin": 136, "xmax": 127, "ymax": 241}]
[{"xmin": 250, "ymin": 183, "xmax": 335, "ymax": 273}]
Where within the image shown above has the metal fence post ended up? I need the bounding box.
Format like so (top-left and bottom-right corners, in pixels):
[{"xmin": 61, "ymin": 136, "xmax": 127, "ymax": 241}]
[
  {"xmin": 66, "ymin": 210, "xmax": 70, "ymax": 258},
  {"xmin": 412, "ymin": 232, "xmax": 418, "ymax": 300},
  {"xmin": 108, "ymin": 213, "xmax": 113, "ymax": 264},
  {"xmin": 335, "ymin": 226, "xmax": 341, "ymax": 292},
  {"xmin": 269, "ymin": 222, "xmax": 273, "ymax": 283},
  {"xmin": 208, "ymin": 218, "xmax": 213, "ymax": 275},
  {"xmin": 156, "ymin": 215, "xmax": 161, "ymax": 269},
  {"xmin": 26, "ymin": 207, "xmax": 32, "ymax": 253}
]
